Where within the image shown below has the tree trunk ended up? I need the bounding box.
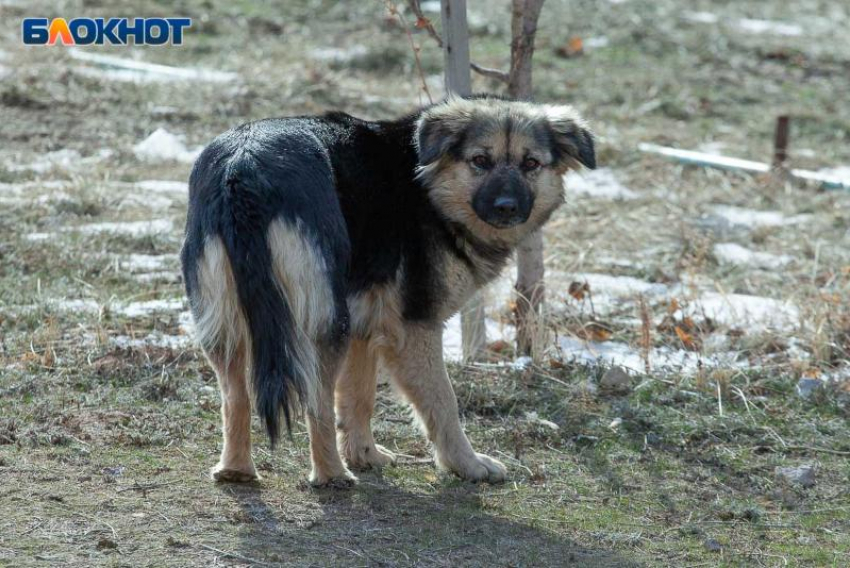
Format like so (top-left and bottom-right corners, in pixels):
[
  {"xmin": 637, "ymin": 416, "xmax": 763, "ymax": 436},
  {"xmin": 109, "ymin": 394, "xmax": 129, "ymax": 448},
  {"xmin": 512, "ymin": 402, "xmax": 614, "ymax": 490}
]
[
  {"xmin": 508, "ymin": 0, "xmax": 546, "ymax": 356},
  {"xmin": 440, "ymin": 0, "xmax": 487, "ymax": 361}
]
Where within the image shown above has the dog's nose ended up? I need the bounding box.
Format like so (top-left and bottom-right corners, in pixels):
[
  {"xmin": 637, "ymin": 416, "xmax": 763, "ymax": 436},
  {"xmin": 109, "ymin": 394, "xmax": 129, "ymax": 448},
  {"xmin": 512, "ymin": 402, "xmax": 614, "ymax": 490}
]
[{"xmin": 493, "ymin": 196, "xmax": 518, "ymax": 216}]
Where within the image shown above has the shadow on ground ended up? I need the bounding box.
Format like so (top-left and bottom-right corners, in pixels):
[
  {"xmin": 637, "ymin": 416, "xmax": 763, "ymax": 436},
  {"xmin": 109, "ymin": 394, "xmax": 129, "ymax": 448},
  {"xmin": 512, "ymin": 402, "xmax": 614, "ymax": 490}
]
[{"xmin": 219, "ymin": 475, "xmax": 639, "ymax": 567}]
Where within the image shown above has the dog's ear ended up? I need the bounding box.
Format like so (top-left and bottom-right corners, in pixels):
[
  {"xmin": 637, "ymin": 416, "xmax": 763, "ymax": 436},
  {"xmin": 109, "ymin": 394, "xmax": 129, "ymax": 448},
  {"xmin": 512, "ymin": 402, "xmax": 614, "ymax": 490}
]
[
  {"xmin": 414, "ymin": 110, "xmax": 471, "ymax": 165},
  {"xmin": 545, "ymin": 107, "xmax": 596, "ymax": 171}
]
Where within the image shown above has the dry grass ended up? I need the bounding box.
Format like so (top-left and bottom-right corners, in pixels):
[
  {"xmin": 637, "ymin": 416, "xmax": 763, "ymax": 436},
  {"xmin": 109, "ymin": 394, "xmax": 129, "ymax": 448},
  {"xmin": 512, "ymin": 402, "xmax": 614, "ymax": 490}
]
[{"xmin": 2, "ymin": 0, "xmax": 850, "ymax": 566}]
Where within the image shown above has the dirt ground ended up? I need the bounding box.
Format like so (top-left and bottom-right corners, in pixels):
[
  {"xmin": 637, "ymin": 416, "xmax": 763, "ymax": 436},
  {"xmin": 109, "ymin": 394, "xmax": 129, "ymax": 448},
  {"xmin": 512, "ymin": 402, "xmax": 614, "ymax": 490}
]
[{"xmin": 1, "ymin": 0, "xmax": 850, "ymax": 566}]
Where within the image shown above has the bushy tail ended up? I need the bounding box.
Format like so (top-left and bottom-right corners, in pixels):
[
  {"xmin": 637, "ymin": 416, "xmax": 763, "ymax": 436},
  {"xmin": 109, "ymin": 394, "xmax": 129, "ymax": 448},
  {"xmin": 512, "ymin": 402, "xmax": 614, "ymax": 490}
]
[{"xmin": 186, "ymin": 181, "xmax": 322, "ymax": 446}]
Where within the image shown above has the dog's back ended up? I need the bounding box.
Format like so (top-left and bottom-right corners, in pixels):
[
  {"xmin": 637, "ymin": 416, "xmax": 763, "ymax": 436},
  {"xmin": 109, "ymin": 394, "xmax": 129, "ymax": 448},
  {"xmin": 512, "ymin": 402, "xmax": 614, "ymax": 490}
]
[{"xmin": 181, "ymin": 118, "xmax": 351, "ymax": 443}]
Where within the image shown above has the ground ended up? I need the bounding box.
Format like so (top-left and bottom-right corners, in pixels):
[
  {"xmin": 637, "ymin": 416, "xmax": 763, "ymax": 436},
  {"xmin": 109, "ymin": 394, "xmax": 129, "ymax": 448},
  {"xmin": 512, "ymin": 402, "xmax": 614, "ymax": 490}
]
[{"xmin": 1, "ymin": 0, "xmax": 850, "ymax": 566}]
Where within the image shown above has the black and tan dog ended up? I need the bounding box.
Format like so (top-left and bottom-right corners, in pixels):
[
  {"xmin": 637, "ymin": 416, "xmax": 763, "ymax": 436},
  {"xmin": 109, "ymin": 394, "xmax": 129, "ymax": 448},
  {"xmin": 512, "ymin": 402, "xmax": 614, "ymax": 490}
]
[{"xmin": 181, "ymin": 96, "xmax": 595, "ymax": 486}]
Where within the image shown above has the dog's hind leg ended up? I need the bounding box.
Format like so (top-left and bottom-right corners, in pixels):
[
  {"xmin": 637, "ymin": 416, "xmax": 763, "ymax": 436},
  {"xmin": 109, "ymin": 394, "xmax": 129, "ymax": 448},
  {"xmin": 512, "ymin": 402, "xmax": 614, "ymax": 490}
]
[
  {"xmin": 335, "ymin": 340, "xmax": 396, "ymax": 470},
  {"xmin": 383, "ymin": 325, "xmax": 507, "ymax": 483},
  {"xmin": 210, "ymin": 347, "xmax": 259, "ymax": 482},
  {"xmin": 307, "ymin": 342, "xmax": 357, "ymax": 487},
  {"xmin": 188, "ymin": 236, "xmax": 258, "ymax": 483}
]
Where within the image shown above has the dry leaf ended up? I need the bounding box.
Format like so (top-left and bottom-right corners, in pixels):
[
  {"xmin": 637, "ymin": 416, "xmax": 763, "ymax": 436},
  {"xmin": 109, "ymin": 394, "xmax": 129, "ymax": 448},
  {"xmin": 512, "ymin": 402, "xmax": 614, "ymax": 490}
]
[
  {"xmin": 569, "ymin": 281, "xmax": 590, "ymax": 301},
  {"xmin": 674, "ymin": 326, "xmax": 697, "ymax": 350}
]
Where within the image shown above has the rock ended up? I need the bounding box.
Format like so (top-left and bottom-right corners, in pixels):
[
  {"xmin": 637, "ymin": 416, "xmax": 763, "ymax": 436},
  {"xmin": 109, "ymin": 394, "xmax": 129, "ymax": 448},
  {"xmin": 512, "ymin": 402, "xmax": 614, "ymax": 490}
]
[
  {"xmin": 796, "ymin": 378, "xmax": 823, "ymax": 399},
  {"xmin": 776, "ymin": 464, "xmax": 816, "ymax": 488},
  {"xmin": 703, "ymin": 538, "xmax": 722, "ymax": 553},
  {"xmin": 600, "ymin": 366, "xmax": 631, "ymax": 393},
  {"xmin": 608, "ymin": 417, "xmax": 623, "ymax": 430},
  {"xmin": 96, "ymin": 537, "xmax": 118, "ymax": 550}
]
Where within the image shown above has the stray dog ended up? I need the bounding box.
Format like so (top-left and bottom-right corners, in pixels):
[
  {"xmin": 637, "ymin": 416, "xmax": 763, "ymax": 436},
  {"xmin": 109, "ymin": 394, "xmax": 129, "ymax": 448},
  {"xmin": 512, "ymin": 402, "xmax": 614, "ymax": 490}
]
[{"xmin": 181, "ymin": 96, "xmax": 595, "ymax": 485}]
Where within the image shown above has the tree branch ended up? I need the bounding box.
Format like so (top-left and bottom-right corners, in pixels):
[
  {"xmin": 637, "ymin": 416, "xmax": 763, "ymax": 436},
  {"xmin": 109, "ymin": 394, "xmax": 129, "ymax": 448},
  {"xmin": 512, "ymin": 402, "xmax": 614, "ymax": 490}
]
[
  {"xmin": 470, "ymin": 62, "xmax": 509, "ymax": 83},
  {"xmin": 407, "ymin": 0, "xmax": 443, "ymax": 47}
]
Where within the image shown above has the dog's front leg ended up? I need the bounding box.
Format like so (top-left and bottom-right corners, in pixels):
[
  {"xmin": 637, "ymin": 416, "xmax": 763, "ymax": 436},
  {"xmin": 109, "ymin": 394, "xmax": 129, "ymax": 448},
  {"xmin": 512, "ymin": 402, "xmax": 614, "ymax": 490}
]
[{"xmin": 383, "ymin": 324, "xmax": 506, "ymax": 483}]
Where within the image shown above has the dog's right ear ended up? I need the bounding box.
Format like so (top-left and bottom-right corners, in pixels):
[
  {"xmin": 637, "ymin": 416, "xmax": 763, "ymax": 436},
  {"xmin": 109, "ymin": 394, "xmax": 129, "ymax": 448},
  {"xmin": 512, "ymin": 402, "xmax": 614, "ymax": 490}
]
[{"xmin": 414, "ymin": 106, "xmax": 472, "ymax": 165}]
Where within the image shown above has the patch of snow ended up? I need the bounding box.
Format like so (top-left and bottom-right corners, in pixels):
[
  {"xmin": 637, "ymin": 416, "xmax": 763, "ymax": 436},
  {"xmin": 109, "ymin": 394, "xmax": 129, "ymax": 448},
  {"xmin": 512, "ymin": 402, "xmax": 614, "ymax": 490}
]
[
  {"xmin": 713, "ymin": 242, "xmax": 792, "ymax": 269},
  {"xmin": 689, "ymin": 292, "xmax": 799, "ymax": 331},
  {"xmin": 72, "ymin": 219, "xmax": 173, "ymax": 236},
  {"xmin": 116, "ymin": 299, "xmax": 184, "ymax": 318},
  {"xmin": 684, "ymin": 12, "xmax": 719, "ymax": 24},
  {"xmin": 111, "ymin": 332, "xmax": 191, "ymax": 350},
  {"xmin": 25, "ymin": 232, "xmax": 52, "ymax": 242},
  {"xmin": 443, "ymin": 313, "xmax": 515, "ymax": 361},
  {"xmin": 309, "ymin": 45, "xmax": 368, "ymax": 63},
  {"xmin": 69, "ymin": 49, "xmax": 237, "ymax": 83},
  {"xmin": 134, "ymin": 180, "xmax": 188, "ymax": 193},
  {"xmin": 419, "ymin": 0, "xmax": 441, "ymax": 12},
  {"xmin": 564, "ymin": 168, "xmax": 637, "ymax": 200},
  {"xmin": 584, "ymin": 36, "xmax": 610, "ymax": 49},
  {"xmin": 558, "ymin": 336, "xmax": 736, "ymax": 375},
  {"xmin": 816, "ymin": 166, "xmax": 850, "ymax": 184},
  {"xmin": 134, "ymin": 271, "xmax": 180, "ymax": 283},
  {"xmin": 133, "ymin": 128, "xmax": 201, "ymax": 164},
  {"xmin": 118, "ymin": 253, "xmax": 178, "ymax": 273},
  {"xmin": 736, "ymin": 18, "xmax": 803, "ymax": 37},
  {"xmin": 49, "ymin": 299, "xmax": 101, "ymax": 313},
  {"xmin": 712, "ymin": 205, "xmax": 809, "ymax": 228},
  {"xmin": 8, "ymin": 148, "xmax": 112, "ymax": 173}
]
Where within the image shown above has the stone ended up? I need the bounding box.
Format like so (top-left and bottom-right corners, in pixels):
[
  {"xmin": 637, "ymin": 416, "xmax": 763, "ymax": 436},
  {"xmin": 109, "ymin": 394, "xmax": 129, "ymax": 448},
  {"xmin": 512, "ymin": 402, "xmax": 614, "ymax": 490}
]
[
  {"xmin": 600, "ymin": 366, "xmax": 631, "ymax": 393},
  {"xmin": 776, "ymin": 464, "xmax": 816, "ymax": 488},
  {"xmin": 796, "ymin": 378, "xmax": 823, "ymax": 399}
]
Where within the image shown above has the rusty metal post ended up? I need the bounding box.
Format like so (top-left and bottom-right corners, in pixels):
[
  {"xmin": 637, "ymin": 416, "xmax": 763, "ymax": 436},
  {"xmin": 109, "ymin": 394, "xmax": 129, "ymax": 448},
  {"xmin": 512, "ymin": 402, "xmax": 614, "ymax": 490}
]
[{"xmin": 773, "ymin": 115, "xmax": 790, "ymax": 168}]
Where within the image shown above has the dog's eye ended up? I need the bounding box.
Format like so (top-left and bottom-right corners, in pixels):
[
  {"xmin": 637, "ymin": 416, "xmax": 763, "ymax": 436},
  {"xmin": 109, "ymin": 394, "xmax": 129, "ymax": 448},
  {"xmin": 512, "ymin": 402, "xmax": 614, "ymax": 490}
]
[
  {"xmin": 522, "ymin": 158, "xmax": 541, "ymax": 171},
  {"xmin": 471, "ymin": 155, "xmax": 492, "ymax": 169}
]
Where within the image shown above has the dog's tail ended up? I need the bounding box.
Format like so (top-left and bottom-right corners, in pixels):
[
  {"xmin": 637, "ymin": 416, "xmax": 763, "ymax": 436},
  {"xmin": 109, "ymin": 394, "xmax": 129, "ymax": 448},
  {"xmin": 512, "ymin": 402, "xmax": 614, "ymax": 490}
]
[{"xmin": 183, "ymin": 137, "xmax": 343, "ymax": 445}]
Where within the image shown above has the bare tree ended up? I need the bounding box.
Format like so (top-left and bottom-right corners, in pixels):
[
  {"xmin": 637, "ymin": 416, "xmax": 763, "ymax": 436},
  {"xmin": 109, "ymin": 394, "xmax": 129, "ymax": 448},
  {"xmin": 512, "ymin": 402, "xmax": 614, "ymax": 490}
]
[
  {"xmin": 438, "ymin": 0, "xmax": 488, "ymax": 362},
  {"xmin": 471, "ymin": 0, "xmax": 547, "ymax": 355},
  {"xmin": 406, "ymin": 0, "xmax": 549, "ymax": 357}
]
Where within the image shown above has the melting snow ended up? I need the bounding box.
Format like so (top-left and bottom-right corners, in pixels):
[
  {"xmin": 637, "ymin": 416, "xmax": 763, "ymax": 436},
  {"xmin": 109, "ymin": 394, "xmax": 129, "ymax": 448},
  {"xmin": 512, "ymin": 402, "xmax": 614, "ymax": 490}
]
[
  {"xmin": 712, "ymin": 205, "xmax": 809, "ymax": 228},
  {"xmin": 564, "ymin": 168, "xmax": 637, "ymax": 200},
  {"xmin": 684, "ymin": 12, "xmax": 719, "ymax": 24},
  {"xmin": 443, "ymin": 313, "xmax": 515, "ymax": 361},
  {"xmin": 118, "ymin": 253, "xmax": 179, "ymax": 273},
  {"xmin": 310, "ymin": 45, "xmax": 368, "ymax": 63},
  {"xmin": 689, "ymin": 292, "xmax": 799, "ymax": 331},
  {"xmin": 8, "ymin": 148, "xmax": 112, "ymax": 173},
  {"xmin": 133, "ymin": 128, "xmax": 201, "ymax": 164},
  {"xmin": 73, "ymin": 219, "xmax": 173, "ymax": 236},
  {"xmin": 713, "ymin": 243, "xmax": 792, "ymax": 269},
  {"xmin": 134, "ymin": 180, "xmax": 188, "ymax": 193},
  {"xmin": 116, "ymin": 299, "xmax": 185, "ymax": 318},
  {"xmin": 69, "ymin": 49, "xmax": 237, "ymax": 83},
  {"xmin": 736, "ymin": 18, "xmax": 803, "ymax": 37},
  {"xmin": 558, "ymin": 336, "xmax": 734, "ymax": 374},
  {"xmin": 111, "ymin": 332, "xmax": 191, "ymax": 350}
]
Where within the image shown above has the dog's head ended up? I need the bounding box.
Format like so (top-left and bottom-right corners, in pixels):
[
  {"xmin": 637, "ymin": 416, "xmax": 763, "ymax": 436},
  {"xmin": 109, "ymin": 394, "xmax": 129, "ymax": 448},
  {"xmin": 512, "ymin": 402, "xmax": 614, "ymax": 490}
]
[{"xmin": 415, "ymin": 96, "xmax": 595, "ymax": 244}]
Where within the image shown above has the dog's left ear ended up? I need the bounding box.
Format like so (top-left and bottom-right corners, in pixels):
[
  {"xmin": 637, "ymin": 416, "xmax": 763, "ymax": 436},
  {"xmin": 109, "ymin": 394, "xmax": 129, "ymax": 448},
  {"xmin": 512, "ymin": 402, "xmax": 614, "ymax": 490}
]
[
  {"xmin": 415, "ymin": 112, "xmax": 470, "ymax": 166},
  {"xmin": 545, "ymin": 108, "xmax": 596, "ymax": 171}
]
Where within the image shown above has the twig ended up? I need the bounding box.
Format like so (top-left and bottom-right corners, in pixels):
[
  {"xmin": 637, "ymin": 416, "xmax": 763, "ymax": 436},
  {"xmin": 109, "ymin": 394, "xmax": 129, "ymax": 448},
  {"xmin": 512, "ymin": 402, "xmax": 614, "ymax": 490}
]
[
  {"xmin": 470, "ymin": 62, "xmax": 509, "ymax": 83},
  {"xmin": 406, "ymin": 0, "xmax": 443, "ymax": 46},
  {"xmin": 783, "ymin": 445, "xmax": 850, "ymax": 456},
  {"xmin": 385, "ymin": 1, "xmax": 433, "ymax": 103}
]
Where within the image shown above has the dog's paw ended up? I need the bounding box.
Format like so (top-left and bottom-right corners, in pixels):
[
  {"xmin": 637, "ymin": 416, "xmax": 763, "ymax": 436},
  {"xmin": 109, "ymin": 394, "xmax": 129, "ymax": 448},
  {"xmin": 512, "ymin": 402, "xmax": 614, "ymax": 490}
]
[
  {"xmin": 445, "ymin": 452, "xmax": 507, "ymax": 484},
  {"xmin": 309, "ymin": 468, "xmax": 357, "ymax": 489},
  {"xmin": 344, "ymin": 443, "xmax": 397, "ymax": 471},
  {"xmin": 211, "ymin": 463, "xmax": 260, "ymax": 483}
]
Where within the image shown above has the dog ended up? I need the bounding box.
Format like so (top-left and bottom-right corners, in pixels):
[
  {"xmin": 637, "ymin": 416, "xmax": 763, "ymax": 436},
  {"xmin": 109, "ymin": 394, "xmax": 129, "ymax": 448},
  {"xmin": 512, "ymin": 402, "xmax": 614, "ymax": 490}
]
[{"xmin": 180, "ymin": 95, "xmax": 595, "ymax": 486}]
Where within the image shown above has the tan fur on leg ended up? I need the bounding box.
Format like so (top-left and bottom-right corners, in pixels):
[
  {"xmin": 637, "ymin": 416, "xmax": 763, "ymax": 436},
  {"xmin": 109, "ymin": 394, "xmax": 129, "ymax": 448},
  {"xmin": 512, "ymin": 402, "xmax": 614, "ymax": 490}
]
[
  {"xmin": 210, "ymin": 348, "xmax": 259, "ymax": 483},
  {"xmin": 308, "ymin": 346, "xmax": 357, "ymax": 487},
  {"xmin": 382, "ymin": 325, "xmax": 506, "ymax": 483},
  {"xmin": 336, "ymin": 340, "xmax": 396, "ymax": 470}
]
